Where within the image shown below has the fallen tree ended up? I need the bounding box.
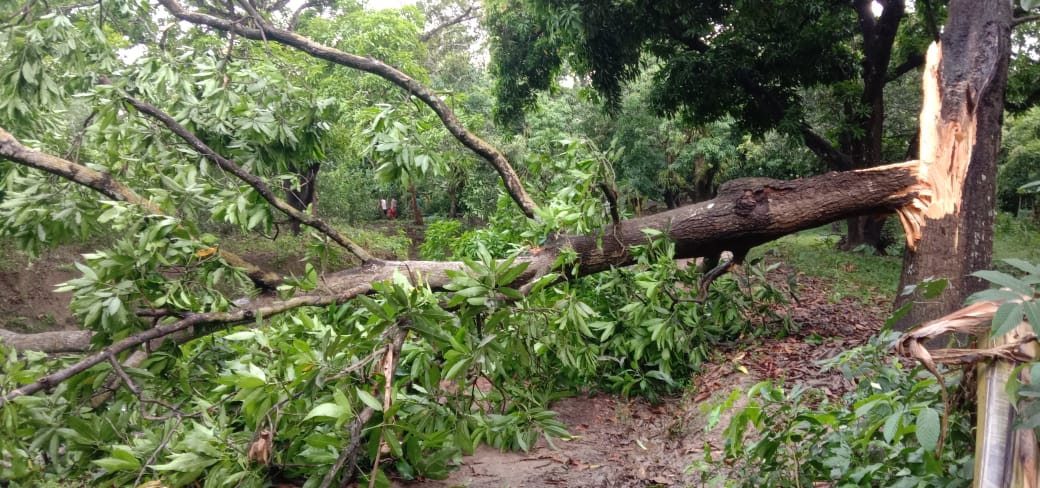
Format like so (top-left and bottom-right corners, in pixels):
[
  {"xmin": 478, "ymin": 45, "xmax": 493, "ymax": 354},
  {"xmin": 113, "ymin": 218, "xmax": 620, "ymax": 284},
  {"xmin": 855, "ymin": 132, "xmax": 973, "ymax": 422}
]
[{"xmin": 0, "ymin": 0, "xmax": 990, "ymax": 485}]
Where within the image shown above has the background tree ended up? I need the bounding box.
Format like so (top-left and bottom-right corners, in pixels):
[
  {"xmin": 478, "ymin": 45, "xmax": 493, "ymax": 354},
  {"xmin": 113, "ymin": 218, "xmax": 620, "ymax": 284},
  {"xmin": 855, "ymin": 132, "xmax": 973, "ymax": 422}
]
[{"xmin": 485, "ymin": 0, "xmax": 936, "ymax": 252}]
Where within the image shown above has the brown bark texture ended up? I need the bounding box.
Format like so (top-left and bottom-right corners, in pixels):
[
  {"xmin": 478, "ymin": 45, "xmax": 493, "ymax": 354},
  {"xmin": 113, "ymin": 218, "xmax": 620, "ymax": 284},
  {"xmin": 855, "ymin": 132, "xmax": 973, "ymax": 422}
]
[{"xmin": 896, "ymin": 0, "xmax": 1011, "ymax": 329}]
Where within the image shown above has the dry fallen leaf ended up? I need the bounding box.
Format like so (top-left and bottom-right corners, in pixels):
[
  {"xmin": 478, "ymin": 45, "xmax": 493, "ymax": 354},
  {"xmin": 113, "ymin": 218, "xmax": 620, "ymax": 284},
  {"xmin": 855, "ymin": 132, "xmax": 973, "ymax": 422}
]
[{"xmin": 247, "ymin": 429, "xmax": 274, "ymax": 465}]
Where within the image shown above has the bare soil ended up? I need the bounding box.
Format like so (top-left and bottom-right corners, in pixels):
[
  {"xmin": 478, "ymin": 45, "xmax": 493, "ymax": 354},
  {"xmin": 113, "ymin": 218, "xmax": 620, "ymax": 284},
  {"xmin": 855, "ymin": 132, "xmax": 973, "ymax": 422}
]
[{"xmin": 0, "ymin": 246, "xmax": 83, "ymax": 333}]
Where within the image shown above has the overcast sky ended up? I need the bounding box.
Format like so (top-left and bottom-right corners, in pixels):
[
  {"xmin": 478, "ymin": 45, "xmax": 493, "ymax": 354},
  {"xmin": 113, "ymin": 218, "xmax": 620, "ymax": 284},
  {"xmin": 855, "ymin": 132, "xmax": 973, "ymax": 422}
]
[{"xmin": 368, "ymin": 0, "xmax": 416, "ymax": 8}]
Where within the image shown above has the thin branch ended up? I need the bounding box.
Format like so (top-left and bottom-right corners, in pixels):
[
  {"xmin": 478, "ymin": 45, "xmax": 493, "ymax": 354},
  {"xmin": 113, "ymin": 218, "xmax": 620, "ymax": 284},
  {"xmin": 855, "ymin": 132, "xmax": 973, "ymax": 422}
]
[
  {"xmin": 107, "ymin": 356, "xmax": 195, "ymax": 421},
  {"xmin": 234, "ymin": 0, "xmax": 271, "ymax": 55},
  {"xmin": 418, "ymin": 6, "xmax": 477, "ymax": 43},
  {"xmin": 1013, "ymin": 14, "xmax": 1040, "ymax": 27},
  {"xmin": 0, "ymin": 127, "xmax": 283, "ymax": 289},
  {"xmin": 288, "ymin": 0, "xmax": 314, "ymax": 31},
  {"xmin": 0, "ymin": 282, "xmax": 368, "ymax": 407},
  {"xmin": 598, "ymin": 182, "xmax": 620, "ymax": 226},
  {"xmin": 156, "ymin": 0, "xmax": 540, "ymax": 219},
  {"xmin": 134, "ymin": 416, "xmax": 183, "ymax": 487},
  {"xmin": 120, "ymin": 93, "xmax": 375, "ymax": 263},
  {"xmin": 63, "ymin": 110, "xmax": 97, "ymax": 162},
  {"xmin": 695, "ymin": 258, "xmax": 736, "ymax": 303}
]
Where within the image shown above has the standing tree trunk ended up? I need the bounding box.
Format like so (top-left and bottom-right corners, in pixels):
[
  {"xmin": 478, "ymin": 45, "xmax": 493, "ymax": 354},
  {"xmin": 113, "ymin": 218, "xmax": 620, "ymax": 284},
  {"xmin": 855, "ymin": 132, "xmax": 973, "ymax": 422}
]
[
  {"xmin": 895, "ymin": 0, "xmax": 1010, "ymax": 329},
  {"xmin": 284, "ymin": 163, "xmax": 320, "ymax": 235},
  {"xmin": 839, "ymin": 0, "xmax": 907, "ymax": 255},
  {"xmin": 408, "ymin": 183, "xmax": 423, "ymax": 226}
]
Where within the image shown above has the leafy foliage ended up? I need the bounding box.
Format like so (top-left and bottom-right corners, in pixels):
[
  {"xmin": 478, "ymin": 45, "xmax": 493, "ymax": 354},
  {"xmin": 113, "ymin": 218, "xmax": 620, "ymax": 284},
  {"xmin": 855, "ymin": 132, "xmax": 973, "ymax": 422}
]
[{"xmin": 701, "ymin": 330, "xmax": 974, "ymax": 487}]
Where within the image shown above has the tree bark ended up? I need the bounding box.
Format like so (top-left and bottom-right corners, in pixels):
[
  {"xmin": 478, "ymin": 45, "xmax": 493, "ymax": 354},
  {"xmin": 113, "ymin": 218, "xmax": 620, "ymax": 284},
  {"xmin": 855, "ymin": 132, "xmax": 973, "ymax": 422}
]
[
  {"xmin": 284, "ymin": 163, "xmax": 320, "ymax": 235},
  {"xmin": 896, "ymin": 0, "xmax": 1011, "ymax": 330},
  {"xmin": 408, "ymin": 184, "xmax": 423, "ymax": 226}
]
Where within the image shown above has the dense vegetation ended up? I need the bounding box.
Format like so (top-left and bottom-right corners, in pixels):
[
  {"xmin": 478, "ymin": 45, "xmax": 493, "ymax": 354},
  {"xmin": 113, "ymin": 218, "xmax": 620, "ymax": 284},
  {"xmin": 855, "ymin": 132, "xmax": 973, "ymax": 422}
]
[{"xmin": 0, "ymin": 0, "xmax": 1039, "ymax": 486}]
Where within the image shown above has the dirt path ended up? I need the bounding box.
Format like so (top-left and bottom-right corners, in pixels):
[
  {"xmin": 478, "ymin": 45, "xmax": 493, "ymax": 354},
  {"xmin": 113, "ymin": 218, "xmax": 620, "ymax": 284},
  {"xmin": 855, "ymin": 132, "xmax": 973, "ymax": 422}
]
[{"xmin": 393, "ymin": 268, "xmax": 890, "ymax": 488}]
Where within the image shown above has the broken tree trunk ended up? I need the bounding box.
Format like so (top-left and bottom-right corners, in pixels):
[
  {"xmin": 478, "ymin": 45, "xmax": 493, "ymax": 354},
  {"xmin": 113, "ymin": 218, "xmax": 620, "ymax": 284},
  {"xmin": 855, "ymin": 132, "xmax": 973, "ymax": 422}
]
[
  {"xmin": 893, "ymin": 1, "xmax": 1035, "ymax": 485},
  {"xmin": 895, "ymin": 0, "xmax": 1011, "ymax": 329}
]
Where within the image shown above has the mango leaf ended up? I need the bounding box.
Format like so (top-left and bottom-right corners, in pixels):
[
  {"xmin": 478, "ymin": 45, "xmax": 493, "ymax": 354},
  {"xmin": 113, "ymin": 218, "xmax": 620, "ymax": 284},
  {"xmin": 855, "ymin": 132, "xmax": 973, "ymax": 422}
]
[
  {"xmin": 357, "ymin": 388, "xmax": 383, "ymax": 411},
  {"xmin": 306, "ymin": 402, "xmax": 351, "ymax": 420},
  {"xmin": 151, "ymin": 452, "xmax": 218, "ymax": 472},
  {"xmin": 92, "ymin": 445, "xmax": 141, "ymax": 472}
]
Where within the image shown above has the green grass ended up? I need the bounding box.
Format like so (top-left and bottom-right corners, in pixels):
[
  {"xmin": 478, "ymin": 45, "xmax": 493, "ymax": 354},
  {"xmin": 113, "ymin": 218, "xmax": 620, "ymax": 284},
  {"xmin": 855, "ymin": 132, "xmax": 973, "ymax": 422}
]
[
  {"xmin": 218, "ymin": 219, "xmax": 412, "ymax": 273},
  {"xmin": 750, "ymin": 226, "xmax": 903, "ymax": 303},
  {"xmin": 751, "ymin": 215, "xmax": 1040, "ymax": 304},
  {"xmin": 993, "ymin": 213, "xmax": 1040, "ymax": 264}
]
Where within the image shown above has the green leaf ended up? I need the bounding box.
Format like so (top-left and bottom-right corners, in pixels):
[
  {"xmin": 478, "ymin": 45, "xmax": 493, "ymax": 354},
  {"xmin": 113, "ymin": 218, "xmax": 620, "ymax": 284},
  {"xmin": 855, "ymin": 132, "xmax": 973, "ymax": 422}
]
[
  {"xmin": 972, "ymin": 270, "xmax": 1033, "ymax": 296},
  {"xmin": 882, "ymin": 411, "xmax": 902, "ymax": 443},
  {"xmin": 1026, "ymin": 302, "xmax": 1040, "ymax": 338},
  {"xmin": 152, "ymin": 452, "xmax": 217, "ymax": 472},
  {"xmin": 1022, "ymin": 0, "xmax": 1040, "ymax": 12},
  {"xmin": 915, "ymin": 407, "xmax": 941, "ymax": 452},
  {"xmin": 305, "ymin": 402, "xmax": 350, "ymax": 420},
  {"xmin": 967, "ymin": 288, "xmax": 1028, "ymax": 304},
  {"xmin": 92, "ymin": 445, "xmax": 141, "ymax": 472},
  {"xmin": 357, "ymin": 388, "xmax": 383, "ymax": 411},
  {"xmin": 222, "ymin": 330, "xmax": 256, "ymax": 341},
  {"xmin": 93, "ymin": 456, "xmax": 140, "ymax": 472},
  {"xmin": 992, "ymin": 301, "xmax": 1024, "ymax": 337},
  {"xmin": 1003, "ymin": 258, "xmax": 1040, "ymax": 276}
]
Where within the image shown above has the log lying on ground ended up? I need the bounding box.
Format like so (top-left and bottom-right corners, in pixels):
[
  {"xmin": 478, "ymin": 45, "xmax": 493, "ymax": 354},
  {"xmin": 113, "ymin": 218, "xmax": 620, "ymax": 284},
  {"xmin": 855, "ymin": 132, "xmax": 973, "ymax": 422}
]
[
  {"xmin": 0, "ymin": 160, "xmax": 930, "ymax": 405},
  {"xmin": 0, "ymin": 329, "xmax": 93, "ymax": 354}
]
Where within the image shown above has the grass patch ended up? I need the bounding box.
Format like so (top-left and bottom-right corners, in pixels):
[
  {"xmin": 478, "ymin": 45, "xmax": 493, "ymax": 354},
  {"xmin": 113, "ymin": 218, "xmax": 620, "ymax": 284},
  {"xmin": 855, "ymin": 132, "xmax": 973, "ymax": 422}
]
[
  {"xmin": 218, "ymin": 220, "xmax": 412, "ymax": 276},
  {"xmin": 752, "ymin": 216, "xmax": 1040, "ymax": 304},
  {"xmin": 751, "ymin": 226, "xmax": 902, "ymax": 303},
  {"xmin": 993, "ymin": 213, "xmax": 1040, "ymax": 264}
]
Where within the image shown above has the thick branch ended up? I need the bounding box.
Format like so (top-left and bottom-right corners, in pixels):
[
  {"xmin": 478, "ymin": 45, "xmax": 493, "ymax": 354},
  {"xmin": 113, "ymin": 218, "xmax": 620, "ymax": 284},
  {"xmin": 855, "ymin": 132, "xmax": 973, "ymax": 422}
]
[
  {"xmin": 0, "ymin": 127, "xmax": 282, "ymax": 289},
  {"xmin": 156, "ymin": 0, "xmax": 540, "ymax": 219},
  {"xmin": 0, "ymin": 329, "xmax": 92, "ymax": 353},
  {"xmin": 122, "ymin": 94, "xmax": 374, "ymax": 263},
  {"xmin": 1013, "ymin": 14, "xmax": 1040, "ymax": 27},
  {"xmin": 800, "ymin": 126, "xmax": 854, "ymax": 171}
]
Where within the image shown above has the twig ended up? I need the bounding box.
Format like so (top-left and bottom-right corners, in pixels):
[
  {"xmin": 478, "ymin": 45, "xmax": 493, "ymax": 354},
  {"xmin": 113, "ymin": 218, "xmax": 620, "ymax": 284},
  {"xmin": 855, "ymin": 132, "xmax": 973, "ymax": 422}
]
[
  {"xmin": 120, "ymin": 93, "xmax": 374, "ymax": 263},
  {"xmin": 133, "ymin": 415, "xmax": 183, "ymax": 487}
]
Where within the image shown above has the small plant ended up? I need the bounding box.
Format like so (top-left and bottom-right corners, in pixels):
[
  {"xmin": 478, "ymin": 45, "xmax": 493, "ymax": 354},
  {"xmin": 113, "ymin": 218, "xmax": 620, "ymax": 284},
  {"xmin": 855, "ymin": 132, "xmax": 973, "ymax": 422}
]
[{"xmin": 419, "ymin": 219, "xmax": 462, "ymax": 260}]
